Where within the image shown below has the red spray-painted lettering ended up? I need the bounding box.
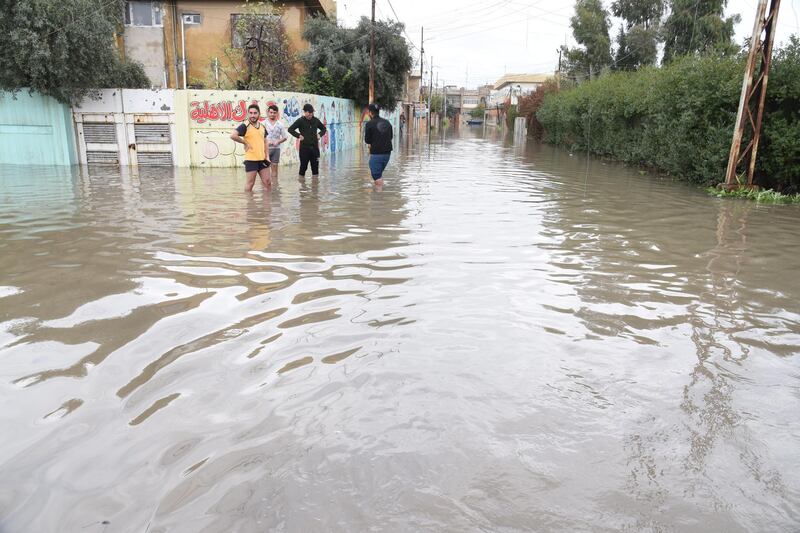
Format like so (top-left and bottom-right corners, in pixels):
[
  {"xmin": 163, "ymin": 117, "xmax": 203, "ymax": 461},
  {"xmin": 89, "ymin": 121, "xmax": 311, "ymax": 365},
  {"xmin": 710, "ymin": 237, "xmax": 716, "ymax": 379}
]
[{"xmin": 190, "ymin": 100, "xmax": 265, "ymax": 124}]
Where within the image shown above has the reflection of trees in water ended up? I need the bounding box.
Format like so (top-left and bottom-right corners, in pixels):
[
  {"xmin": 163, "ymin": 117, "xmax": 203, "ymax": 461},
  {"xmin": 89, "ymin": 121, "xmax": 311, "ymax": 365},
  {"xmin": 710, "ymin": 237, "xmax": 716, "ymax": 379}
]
[
  {"xmin": 621, "ymin": 203, "xmax": 786, "ymax": 526},
  {"xmin": 682, "ymin": 204, "xmax": 749, "ymax": 471},
  {"xmin": 681, "ymin": 204, "xmax": 785, "ymax": 496},
  {"xmin": 535, "ymin": 153, "xmax": 790, "ymax": 525}
]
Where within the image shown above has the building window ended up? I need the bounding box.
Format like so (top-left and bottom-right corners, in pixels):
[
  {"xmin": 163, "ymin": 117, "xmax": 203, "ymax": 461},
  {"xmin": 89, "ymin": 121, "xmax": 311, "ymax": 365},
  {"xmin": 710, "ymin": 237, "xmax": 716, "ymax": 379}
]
[
  {"xmin": 182, "ymin": 13, "xmax": 202, "ymax": 25},
  {"xmin": 125, "ymin": 1, "xmax": 163, "ymax": 27},
  {"xmin": 231, "ymin": 13, "xmax": 279, "ymax": 49}
]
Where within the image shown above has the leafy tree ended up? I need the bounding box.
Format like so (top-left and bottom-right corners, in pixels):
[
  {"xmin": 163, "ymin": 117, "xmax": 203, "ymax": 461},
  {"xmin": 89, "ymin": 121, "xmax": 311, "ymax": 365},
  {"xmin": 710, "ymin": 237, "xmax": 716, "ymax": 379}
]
[
  {"xmin": 561, "ymin": 0, "xmax": 613, "ymax": 81},
  {"xmin": 612, "ymin": 0, "xmax": 665, "ymax": 26},
  {"xmin": 299, "ymin": 67, "xmax": 352, "ymax": 98},
  {"xmin": 301, "ymin": 16, "xmax": 413, "ymax": 108},
  {"xmin": 757, "ymin": 35, "xmax": 800, "ymax": 190},
  {"xmin": 429, "ymin": 93, "xmax": 444, "ymax": 114},
  {"xmin": 612, "ymin": 0, "xmax": 664, "ymax": 69},
  {"xmin": 615, "ymin": 25, "xmax": 660, "ymax": 69},
  {"xmin": 470, "ymin": 104, "xmax": 486, "ymax": 119},
  {"xmin": 662, "ymin": 0, "xmax": 739, "ymax": 62},
  {"xmin": 0, "ymin": 0, "xmax": 149, "ymax": 103},
  {"xmin": 220, "ymin": 1, "xmax": 295, "ymax": 90}
]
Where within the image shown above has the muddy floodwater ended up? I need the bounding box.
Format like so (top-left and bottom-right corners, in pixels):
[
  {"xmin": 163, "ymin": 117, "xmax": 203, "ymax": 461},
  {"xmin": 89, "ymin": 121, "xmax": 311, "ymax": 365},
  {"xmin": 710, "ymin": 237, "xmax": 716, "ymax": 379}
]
[{"xmin": 1, "ymin": 130, "xmax": 799, "ymax": 532}]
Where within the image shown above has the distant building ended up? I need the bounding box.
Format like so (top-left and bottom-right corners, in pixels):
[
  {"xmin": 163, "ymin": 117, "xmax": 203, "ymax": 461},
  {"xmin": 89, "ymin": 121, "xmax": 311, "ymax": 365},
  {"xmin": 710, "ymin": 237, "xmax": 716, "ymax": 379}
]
[
  {"xmin": 444, "ymin": 85, "xmax": 461, "ymax": 112},
  {"xmin": 460, "ymin": 89, "xmax": 480, "ymax": 112},
  {"xmin": 488, "ymin": 73, "xmax": 551, "ymax": 107},
  {"xmin": 121, "ymin": 0, "xmax": 336, "ymax": 88}
]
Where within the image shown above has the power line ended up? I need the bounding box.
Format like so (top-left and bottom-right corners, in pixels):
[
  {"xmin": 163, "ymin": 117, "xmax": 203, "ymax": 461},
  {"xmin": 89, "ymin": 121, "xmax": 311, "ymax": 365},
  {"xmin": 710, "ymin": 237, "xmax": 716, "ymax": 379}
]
[
  {"xmin": 410, "ymin": 0, "xmax": 514, "ymax": 31},
  {"xmin": 428, "ymin": 0, "xmax": 544, "ymax": 37},
  {"xmin": 427, "ymin": 2, "xmax": 575, "ymax": 43},
  {"xmin": 383, "ymin": 0, "xmax": 419, "ymax": 51}
]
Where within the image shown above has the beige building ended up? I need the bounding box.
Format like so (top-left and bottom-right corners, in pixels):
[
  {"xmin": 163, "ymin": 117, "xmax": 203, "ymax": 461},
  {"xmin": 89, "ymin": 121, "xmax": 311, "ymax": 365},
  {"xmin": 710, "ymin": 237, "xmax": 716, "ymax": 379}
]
[
  {"xmin": 488, "ymin": 73, "xmax": 551, "ymax": 107},
  {"xmin": 121, "ymin": 0, "xmax": 336, "ymax": 89}
]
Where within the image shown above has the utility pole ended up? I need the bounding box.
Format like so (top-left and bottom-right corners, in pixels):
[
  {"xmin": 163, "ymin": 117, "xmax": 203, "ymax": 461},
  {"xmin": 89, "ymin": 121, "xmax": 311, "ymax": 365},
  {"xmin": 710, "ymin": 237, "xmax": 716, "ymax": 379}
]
[
  {"xmin": 556, "ymin": 48, "xmax": 562, "ymax": 92},
  {"xmin": 369, "ymin": 0, "xmax": 376, "ymax": 104},
  {"xmin": 443, "ymin": 83, "xmax": 447, "ymax": 125},
  {"xmin": 429, "ymin": 57, "xmax": 434, "ymax": 114},
  {"xmin": 419, "ymin": 27, "xmax": 424, "ymax": 80},
  {"xmin": 724, "ymin": 0, "xmax": 782, "ymax": 189}
]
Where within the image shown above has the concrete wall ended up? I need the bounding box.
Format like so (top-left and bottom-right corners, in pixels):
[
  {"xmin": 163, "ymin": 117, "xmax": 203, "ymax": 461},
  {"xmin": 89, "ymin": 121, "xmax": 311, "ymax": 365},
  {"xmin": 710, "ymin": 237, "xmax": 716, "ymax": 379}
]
[
  {"xmin": 0, "ymin": 91, "xmax": 77, "ymax": 166},
  {"xmin": 175, "ymin": 89, "xmax": 401, "ymax": 168},
  {"xmin": 0, "ymin": 89, "xmax": 399, "ymax": 167},
  {"xmin": 405, "ymin": 75, "xmax": 421, "ymax": 103},
  {"xmin": 124, "ymin": 26, "xmax": 166, "ymax": 88}
]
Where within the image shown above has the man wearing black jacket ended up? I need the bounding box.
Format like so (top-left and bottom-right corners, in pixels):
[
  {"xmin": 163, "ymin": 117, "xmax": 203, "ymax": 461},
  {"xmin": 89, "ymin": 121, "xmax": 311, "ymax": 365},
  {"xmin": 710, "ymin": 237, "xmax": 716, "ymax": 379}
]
[
  {"xmin": 288, "ymin": 103, "xmax": 326, "ymax": 179},
  {"xmin": 364, "ymin": 103, "xmax": 393, "ymax": 188}
]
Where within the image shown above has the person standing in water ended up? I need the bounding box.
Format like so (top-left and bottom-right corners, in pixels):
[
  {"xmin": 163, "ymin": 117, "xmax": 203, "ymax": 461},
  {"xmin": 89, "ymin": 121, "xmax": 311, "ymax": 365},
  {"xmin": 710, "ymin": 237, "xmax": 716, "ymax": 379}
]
[
  {"xmin": 265, "ymin": 104, "xmax": 287, "ymax": 179},
  {"xmin": 230, "ymin": 104, "xmax": 270, "ymax": 192},
  {"xmin": 364, "ymin": 103, "xmax": 393, "ymax": 188},
  {"xmin": 288, "ymin": 103, "xmax": 326, "ymax": 179}
]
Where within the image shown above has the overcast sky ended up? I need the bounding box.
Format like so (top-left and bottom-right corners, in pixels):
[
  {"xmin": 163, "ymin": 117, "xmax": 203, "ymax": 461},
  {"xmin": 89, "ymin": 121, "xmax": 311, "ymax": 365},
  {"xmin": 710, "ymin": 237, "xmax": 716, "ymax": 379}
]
[{"xmin": 337, "ymin": 0, "xmax": 800, "ymax": 88}]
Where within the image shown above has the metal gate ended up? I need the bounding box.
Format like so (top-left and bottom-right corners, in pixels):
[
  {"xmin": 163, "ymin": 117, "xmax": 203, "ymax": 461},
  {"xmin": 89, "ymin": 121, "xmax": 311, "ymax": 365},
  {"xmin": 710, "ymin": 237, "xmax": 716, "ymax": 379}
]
[{"xmin": 72, "ymin": 90, "xmax": 176, "ymax": 167}]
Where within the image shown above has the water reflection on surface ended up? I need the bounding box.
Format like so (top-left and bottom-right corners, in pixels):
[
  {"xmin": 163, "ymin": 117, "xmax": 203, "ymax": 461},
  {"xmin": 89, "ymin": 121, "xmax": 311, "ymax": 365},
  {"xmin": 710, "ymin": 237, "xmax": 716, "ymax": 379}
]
[{"xmin": 1, "ymin": 131, "xmax": 799, "ymax": 532}]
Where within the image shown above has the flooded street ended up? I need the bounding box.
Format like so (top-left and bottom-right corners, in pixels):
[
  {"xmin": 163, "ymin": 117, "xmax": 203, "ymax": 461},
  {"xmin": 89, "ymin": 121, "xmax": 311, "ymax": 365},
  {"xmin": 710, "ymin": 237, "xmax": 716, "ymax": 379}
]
[{"xmin": 1, "ymin": 129, "xmax": 799, "ymax": 532}]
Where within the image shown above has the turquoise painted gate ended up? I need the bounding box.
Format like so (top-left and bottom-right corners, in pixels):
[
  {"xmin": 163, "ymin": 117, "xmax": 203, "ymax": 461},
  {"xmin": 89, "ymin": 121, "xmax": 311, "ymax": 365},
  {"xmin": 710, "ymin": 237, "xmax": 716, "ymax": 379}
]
[{"xmin": 0, "ymin": 91, "xmax": 77, "ymax": 166}]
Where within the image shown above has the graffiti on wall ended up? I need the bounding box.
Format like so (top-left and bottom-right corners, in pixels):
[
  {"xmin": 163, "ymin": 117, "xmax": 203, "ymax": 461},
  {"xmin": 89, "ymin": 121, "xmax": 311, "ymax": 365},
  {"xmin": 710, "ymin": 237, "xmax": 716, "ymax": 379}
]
[
  {"xmin": 189, "ymin": 100, "xmax": 264, "ymax": 124},
  {"xmin": 183, "ymin": 90, "xmax": 400, "ymax": 168},
  {"xmin": 185, "ymin": 90, "xmax": 363, "ymax": 168}
]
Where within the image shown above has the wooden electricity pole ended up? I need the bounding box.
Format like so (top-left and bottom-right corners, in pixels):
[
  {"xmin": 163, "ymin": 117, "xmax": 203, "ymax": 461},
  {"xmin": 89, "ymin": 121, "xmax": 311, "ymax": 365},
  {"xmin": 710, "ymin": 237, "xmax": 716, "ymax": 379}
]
[
  {"xmin": 724, "ymin": 0, "xmax": 782, "ymax": 189},
  {"xmin": 556, "ymin": 48, "xmax": 562, "ymax": 92},
  {"xmin": 419, "ymin": 27, "xmax": 424, "ymax": 80},
  {"xmin": 369, "ymin": 0, "xmax": 376, "ymax": 104},
  {"xmin": 429, "ymin": 57, "xmax": 434, "ymax": 110}
]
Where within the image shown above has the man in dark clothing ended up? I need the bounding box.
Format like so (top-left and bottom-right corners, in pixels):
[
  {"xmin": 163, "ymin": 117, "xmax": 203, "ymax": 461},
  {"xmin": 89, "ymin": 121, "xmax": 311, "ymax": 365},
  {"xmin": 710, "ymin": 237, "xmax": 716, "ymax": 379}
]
[
  {"xmin": 364, "ymin": 103, "xmax": 393, "ymax": 187},
  {"xmin": 288, "ymin": 103, "xmax": 327, "ymax": 178}
]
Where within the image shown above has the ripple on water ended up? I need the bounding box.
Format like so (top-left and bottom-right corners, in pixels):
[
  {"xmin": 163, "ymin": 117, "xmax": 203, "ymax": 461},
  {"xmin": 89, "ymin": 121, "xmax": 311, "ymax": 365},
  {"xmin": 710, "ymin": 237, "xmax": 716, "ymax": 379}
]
[{"xmin": 1, "ymin": 138, "xmax": 800, "ymax": 532}]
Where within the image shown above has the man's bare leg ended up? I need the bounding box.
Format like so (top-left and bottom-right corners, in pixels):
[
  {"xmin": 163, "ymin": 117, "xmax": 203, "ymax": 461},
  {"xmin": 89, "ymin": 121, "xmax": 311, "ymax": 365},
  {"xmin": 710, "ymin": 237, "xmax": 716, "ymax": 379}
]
[
  {"xmin": 258, "ymin": 168, "xmax": 271, "ymax": 189},
  {"xmin": 245, "ymin": 171, "xmax": 258, "ymax": 192},
  {"xmin": 271, "ymin": 161, "xmax": 279, "ymax": 179},
  {"xmin": 373, "ymin": 178, "xmax": 384, "ymax": 190}
]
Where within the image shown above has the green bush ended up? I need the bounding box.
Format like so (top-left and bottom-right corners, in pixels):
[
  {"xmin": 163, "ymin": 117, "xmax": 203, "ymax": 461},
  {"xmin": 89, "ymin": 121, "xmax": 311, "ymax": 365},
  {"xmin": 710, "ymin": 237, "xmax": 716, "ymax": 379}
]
[
  {"xmin": 758, "ymin": 36, "xmax": 800, "ymax": 191},
  {"xmin": 470, "ymin": 104, "xmax": 485, "ymax": 119},
  {"xmin": 537, "ymin": 37, "xmax": 800, "ymax": 189},
  {"xmin": 505, "ymin": 104, "xmax": 518, "ymax": 129},
  {"xmin": 517, "ymin": 78, "xmax": 560, "ymax": 139}
]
